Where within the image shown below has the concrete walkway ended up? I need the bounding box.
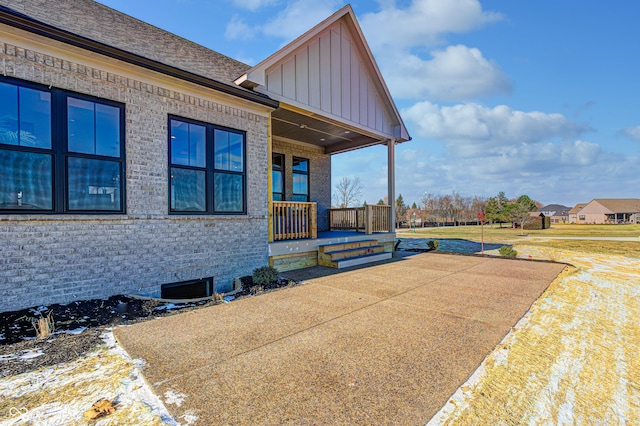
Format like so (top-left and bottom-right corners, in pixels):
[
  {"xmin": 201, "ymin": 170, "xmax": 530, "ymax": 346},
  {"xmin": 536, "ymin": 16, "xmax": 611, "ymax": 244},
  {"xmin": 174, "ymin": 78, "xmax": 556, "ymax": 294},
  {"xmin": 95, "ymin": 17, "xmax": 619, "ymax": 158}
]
[{"xmin": 114, "ymin": 253, "xmax": 566, "ymax": 425}]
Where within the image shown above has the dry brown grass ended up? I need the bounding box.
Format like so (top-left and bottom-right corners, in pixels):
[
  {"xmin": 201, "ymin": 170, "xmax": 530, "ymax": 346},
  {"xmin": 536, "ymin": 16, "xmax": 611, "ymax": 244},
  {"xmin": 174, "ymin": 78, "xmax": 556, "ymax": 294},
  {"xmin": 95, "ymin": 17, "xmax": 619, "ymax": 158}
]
[
  {"xmin": 523, "ymin": 239, "xmax": 640, "ymax": 258},
  {"xmin": 440, "ymin": 250, "xmax": 640, "ymax": 424},
  {"xmin": 406, "ymin": 223, "xmax": 640, "ymax": 240},
  {"xmin": 32, "ymin": 312, "xmax": 54, "ymax": 339}
]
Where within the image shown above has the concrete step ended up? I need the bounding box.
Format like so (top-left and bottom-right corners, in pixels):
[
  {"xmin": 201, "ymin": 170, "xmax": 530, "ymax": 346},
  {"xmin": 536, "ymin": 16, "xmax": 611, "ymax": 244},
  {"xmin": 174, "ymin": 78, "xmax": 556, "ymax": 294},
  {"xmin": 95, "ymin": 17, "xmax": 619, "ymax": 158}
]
[
  {"xmin": 333, "ymin": 252, "xmax": 393, "ymax": 269},
  {"xmin": 318, "ymin": 239, "xmax": 392, "ymax": 268},
  {"xmin": 320, "ymin": 245, "xmax": 385, "ymax": 262},
  {"xmin": 318, "ymin": 240, "xmax": 379, "ymax": 255}
]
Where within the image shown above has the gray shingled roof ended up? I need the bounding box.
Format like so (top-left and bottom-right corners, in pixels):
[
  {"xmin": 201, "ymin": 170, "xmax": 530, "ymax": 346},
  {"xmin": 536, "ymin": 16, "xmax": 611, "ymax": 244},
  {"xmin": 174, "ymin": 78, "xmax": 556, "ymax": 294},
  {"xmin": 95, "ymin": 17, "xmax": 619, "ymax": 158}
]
[
  {"xmin": 0, "ymin": 0, "xmax": 251, "ymax": 84},
  {"xmin": 539, "ymin": 204, "xmax": 570, "ymax": 216}
]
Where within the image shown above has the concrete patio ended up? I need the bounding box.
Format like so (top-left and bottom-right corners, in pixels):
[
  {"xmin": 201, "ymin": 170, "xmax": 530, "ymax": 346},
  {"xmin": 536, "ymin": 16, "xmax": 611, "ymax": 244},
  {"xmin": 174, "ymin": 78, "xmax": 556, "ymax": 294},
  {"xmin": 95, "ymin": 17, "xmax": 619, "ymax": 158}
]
[{"xmin": 114, "ymin": 252, "xmax": 566, "ymax": 425}]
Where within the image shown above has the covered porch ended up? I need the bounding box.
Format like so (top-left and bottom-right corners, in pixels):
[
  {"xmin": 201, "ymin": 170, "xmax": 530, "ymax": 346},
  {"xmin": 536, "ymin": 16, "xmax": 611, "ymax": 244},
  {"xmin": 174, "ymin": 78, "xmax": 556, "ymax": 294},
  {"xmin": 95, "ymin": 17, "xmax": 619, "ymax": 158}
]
[
  {"xmin": 235, "ymin": 5, "xmax": 410, "ymax": 270},
  {"xmin": 271, "ymin": 202, "xmax": 392, "ymax": 241}
]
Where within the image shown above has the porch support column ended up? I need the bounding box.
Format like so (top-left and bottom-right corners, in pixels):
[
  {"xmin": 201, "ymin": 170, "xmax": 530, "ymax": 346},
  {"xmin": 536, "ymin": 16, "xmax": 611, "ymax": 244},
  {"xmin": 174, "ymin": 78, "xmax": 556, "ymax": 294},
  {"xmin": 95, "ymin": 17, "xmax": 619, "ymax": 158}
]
[
  {"xmin": 387, "ymin": 138, "xmax": 396, "ymax": 233},
  {"xmin": 267, "ymin": 113, "xmax": 274, "ymax": 243}
]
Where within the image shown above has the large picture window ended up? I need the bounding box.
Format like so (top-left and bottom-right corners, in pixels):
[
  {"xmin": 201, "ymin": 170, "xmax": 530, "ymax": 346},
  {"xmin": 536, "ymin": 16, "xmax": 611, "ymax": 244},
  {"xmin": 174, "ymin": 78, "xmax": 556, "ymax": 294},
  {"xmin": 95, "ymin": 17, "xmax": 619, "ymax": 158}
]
[
  {"xmin": 0, "ymin": 78, "xmax": 125, "ymax": 213},
  {"xmin": 169, "ymin": 116, "xmax": 246, "ymax": 214}
]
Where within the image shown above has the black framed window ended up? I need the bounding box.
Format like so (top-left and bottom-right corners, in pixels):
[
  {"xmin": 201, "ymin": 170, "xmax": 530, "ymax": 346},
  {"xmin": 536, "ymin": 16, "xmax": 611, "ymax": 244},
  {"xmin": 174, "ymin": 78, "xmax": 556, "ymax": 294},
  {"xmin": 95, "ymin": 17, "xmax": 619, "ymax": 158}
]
[
  {"xmin": 272, "ymin": 153, "xmax": 284, "ymax": 201},
  {"xmin": 292, "ymin": 157, "xmax": 309, "ymax": 202},
  {"xmin": 0, "ymin": 77, "xmax": 125, "ymax": 213},
  {"xmin": 169, "ymin": 116, "xmax": 246, "ymax": 214}
]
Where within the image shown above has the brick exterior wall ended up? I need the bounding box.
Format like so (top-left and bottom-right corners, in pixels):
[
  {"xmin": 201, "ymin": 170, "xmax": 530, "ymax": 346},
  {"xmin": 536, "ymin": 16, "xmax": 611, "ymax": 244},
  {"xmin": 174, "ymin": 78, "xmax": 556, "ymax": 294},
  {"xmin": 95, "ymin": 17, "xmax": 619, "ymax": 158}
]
[
  {"xmin": 272, "ymin": 139, "xmax": 331, "ymax": 231},
  {"xmin": 0, "ymin": 39, "xmax": 271, "ymax": 312}
]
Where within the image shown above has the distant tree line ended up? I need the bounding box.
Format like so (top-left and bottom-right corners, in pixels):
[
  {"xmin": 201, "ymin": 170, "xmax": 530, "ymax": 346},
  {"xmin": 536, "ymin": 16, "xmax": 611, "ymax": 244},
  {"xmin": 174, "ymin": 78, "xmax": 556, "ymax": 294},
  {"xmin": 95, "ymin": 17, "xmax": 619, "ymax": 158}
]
[
  {"xmin": 332, "ymin": 177, "xmax": 541, "ymax": 229},
  {"xmin": 391, "ymin": 191, "xmax": 540, "ymax": 228}
]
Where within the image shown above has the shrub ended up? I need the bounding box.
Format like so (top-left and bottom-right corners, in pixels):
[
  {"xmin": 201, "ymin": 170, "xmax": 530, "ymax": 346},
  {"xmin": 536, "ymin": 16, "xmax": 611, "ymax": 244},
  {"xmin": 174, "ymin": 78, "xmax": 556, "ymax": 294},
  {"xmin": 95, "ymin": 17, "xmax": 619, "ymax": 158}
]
[
  {"xmin": 499, "ymin": 246, "xmax": 517, "ymax": 258},
  {"xmin": 252, "ymin": 266, "xmax": 279, "ymax": 286},
  {"xmin": 427, "ymin": 240, "xmax": 440, "ymax": 250}
]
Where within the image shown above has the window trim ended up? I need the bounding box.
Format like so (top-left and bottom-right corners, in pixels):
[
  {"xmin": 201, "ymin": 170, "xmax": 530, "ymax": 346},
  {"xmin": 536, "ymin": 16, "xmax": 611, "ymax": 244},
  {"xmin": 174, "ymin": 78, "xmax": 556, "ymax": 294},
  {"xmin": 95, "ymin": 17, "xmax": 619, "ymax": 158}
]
[
  {"xmin": 0, "ymin": 76, "xmax": 126, "ymax": 214},
  {"xmin": 292, "ymin": 156, "xmax": 310, "ymax": 202},
  {"xmin": 168, "ymin": 115, "xmax": 247, "ymax": 215}
]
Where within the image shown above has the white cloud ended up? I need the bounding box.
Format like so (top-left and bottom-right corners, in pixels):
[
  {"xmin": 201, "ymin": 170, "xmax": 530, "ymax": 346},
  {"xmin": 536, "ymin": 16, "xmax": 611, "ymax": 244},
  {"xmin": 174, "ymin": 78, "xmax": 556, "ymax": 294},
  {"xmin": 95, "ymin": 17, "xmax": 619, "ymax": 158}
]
[
  {"xmin": 620, "ymin": 125, "xmax": 640, "ymax": 141},
  {"xmin": 403, "ymin": 101, "xmax": 592, "ymax": 156},
  {"xmin": 380, "ymin": 45, "xmax": 511, "ymax": 101},
  {"xmin": 360, "ymin": 0, "xmax": 503, "ymax": 50},
  {"xmin": 224, "ymin": 16, "xmax": 255, "ymax": 40},
  {"xmin": 358, "ymin": 0, "xmax": 507, "ymax": 101},
  {"xmin": 262, "ymin": 0, "xmax": 341, "ymax": 42},
  {"xmin": 225, "ymin": 0, "xmax": 340, "ymax": 45},
  {"xmin": 388, "ymin": 100, "xmax": 609, "ymax": 204},
  {"xmin": 228, "ymin": 0, "xmax": 277, "ymax": 11},
  {"xmin": 384, "ymin": 140, "xmax": 636, "ymax": 207}
]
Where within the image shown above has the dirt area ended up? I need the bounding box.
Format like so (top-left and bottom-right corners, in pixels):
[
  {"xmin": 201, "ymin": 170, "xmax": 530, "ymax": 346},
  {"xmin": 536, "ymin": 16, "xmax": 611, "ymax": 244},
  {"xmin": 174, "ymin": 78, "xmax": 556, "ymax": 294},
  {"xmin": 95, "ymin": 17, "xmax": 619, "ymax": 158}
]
[
  {"xmin": 0, "ymin": 277, "xmax": 294, "ymax": 378},
  {"xmin": 0, "ymin": 296, "xmax": 216, "ymax": 379},
  {"xmin": 0, "ymin": 277, "xmax": 297, "ymax": 425}
]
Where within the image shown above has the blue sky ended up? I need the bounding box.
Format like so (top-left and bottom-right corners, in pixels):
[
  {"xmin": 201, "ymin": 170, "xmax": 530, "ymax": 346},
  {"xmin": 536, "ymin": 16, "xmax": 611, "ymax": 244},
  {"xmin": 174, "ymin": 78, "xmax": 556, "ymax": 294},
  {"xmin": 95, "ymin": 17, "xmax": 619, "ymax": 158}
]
[{"xmin": 95, "ymin": 0, "xmax": 640, "ymax": 207}]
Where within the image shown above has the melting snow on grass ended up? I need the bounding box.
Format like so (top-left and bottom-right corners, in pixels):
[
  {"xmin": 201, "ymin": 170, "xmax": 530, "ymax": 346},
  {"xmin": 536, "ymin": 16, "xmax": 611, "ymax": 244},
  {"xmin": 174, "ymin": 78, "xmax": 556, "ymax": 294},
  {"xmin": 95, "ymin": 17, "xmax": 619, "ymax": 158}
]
[
  {"xmin": 0, "ymin": 332, "xmax": 180, "ymax": 425},
  {"xmin": 430, "ymin": 246, "xmax": 640, "ymax": 425}
]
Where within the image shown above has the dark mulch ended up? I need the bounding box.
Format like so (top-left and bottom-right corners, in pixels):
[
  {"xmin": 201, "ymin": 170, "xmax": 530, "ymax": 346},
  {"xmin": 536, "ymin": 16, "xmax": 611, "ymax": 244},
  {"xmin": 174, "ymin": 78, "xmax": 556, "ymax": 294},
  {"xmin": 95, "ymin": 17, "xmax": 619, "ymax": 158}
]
[
  {"xmin": 0, "ymin": 276, "xmax": 297, "ymax": 378},
  {"xmin": 234, "ymin": 276, "xmax": 296, "ymax": 296}
]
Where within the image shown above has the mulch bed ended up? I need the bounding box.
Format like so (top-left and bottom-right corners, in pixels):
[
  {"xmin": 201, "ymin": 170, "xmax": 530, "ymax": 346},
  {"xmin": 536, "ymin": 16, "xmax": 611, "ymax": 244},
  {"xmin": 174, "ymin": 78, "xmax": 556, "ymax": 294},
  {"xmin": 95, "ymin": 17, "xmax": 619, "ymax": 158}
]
[{"xmin": 0, "ymin": 276, "xmax": 297, "ymax": 378}]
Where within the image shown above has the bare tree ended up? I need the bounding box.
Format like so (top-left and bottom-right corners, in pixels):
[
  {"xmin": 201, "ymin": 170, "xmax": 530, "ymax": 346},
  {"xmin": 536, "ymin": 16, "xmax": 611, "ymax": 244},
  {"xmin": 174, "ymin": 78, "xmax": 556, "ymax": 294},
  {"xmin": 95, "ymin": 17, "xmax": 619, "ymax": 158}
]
[
  {"xmin": 438, "ymin": 194, "xmax": 453, "ymax": 226},
  {"xmin": 333, "ymin": 176, "xmax": 363, "ymax": 208},
  {"xmin": 421, "ymin": 193, "xmax": 438, "ymax": 225},
  {"xmin": 470, "ymin": 196, "xmax": 487, "ymax": 224}
]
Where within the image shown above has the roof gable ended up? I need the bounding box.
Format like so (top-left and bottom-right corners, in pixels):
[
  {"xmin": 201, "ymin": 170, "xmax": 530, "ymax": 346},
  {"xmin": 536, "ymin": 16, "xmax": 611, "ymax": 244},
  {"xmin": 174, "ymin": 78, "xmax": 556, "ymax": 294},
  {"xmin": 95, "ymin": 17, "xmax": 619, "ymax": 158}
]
[
  {"xmin": 236, "ymin": 5, "xmax": 409, "ymax": 142},
  {"xmin": 568, "ymin": 203, "xmax": 587, "ymax": 214}
]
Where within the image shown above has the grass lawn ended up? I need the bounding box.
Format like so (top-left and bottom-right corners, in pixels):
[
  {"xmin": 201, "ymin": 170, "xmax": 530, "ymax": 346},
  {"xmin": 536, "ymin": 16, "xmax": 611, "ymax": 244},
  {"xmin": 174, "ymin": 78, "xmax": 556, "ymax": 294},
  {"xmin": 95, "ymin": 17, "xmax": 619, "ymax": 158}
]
[{"xmin": 398, "ymin": 223, "xmax": 640, "ymax": 258}]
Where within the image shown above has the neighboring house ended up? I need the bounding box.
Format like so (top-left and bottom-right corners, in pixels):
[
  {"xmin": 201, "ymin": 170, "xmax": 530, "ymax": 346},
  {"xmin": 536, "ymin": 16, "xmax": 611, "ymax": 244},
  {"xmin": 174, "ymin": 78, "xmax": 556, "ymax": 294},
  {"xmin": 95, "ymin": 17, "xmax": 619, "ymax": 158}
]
[
  {"xmin": 568, "ymin": 203, "xmax": 587, "ymax": 224},
  {"xmin": 570, "ymin": 199, "xmax": 640, "ymax": 224},
  {"xmin": 0, "ymin": 1, "xmax": 410, "ymax": 312},
  {"xmin": 539, "ymin": 204, "xmax": 570, "ymax": 224}
]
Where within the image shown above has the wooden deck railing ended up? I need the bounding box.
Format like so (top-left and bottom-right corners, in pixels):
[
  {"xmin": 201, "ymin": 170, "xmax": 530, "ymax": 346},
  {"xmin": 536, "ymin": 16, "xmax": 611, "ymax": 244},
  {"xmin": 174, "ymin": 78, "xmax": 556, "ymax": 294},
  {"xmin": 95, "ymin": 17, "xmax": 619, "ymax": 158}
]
[
  {"xmin": 329, "ymin": 205, "xmax": 391, "ymax": 234},
  {"xmin": 272, "ymin": 201, "xmax": 317, "ymax": 241}
]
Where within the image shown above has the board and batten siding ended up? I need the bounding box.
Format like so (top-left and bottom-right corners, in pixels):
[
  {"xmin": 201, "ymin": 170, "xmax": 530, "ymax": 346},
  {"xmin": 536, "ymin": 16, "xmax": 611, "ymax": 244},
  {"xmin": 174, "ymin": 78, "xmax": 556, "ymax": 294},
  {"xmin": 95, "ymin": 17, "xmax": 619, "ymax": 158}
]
[{"xmin": 265, "ymin": 22, "xmax": 393, "ymax": 136}]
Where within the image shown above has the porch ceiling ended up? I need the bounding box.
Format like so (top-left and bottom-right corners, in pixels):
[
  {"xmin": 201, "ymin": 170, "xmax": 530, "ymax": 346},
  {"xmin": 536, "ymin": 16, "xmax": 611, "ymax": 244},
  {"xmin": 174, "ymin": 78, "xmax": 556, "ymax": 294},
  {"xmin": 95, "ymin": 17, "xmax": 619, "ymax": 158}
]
[{"xmin": 271, "ymin": 107, "xmax": 383, "ymax": 154}]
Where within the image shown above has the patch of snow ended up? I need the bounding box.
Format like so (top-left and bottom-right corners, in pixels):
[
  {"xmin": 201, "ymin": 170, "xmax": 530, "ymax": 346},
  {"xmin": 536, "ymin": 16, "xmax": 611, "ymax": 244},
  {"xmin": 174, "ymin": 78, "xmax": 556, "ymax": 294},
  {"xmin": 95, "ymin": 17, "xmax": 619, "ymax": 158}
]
[
  {"xmin": 20, "ymin": 349, "xmax": 44, "ymax": 361},
  {"xmin": 180, "ymin": 412, "xmax": 199, "ymax": 425},
  {"xmin": 164, "ymin": 389, "xmax": 187, "ymax": 406},
  {"xmin": 60, "ymin": 327, "xmax": 87, "ymax": 335},
  {"xmin": 491, "ymin": 347, "xmax": 509, "ymax": 367},
  {"xmin": 1, "ymin": 349, "xmax": 45, "ymax": 362},
  {"xmin": 154, "ymin": 303, "xmax": 181, "ymax": 311},
  {"xmin": 0, "ymin": 353, "xmax": 18, "ymax": 361},
  {"xmin": 29, "ymin": 306, "xmax": 49, "ymax": 315}
]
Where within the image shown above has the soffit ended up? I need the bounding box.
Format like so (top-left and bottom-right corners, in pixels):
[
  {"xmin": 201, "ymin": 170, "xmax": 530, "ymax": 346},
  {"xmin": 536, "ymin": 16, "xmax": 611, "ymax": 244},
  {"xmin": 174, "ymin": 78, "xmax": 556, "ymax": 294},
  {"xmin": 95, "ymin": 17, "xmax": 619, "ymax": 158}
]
[{"xmin": 271, "ymin": 107, "xmax": 382, "ymax": 154}]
